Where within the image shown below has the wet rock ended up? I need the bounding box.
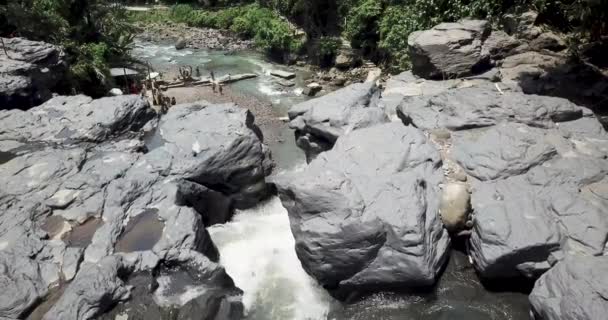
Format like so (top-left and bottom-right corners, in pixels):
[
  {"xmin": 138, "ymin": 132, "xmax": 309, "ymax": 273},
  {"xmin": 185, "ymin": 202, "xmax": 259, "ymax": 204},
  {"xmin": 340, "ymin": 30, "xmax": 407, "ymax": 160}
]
[
  {"xmin": 332, "ymin": 76, "xmax": 347, "ymax": 87},
  {"xmin": 270, "ymin": 70, "xmax": 296, "ymax": 80},
  {"xmin": 175, "ymin": 37, "xmax": 187, "ymax": 50},
  {"xmin": 530, "ymin": 255, "xmax": 608, "ymax": 320},
  {"xmin": 114, "ymin": 209, "xmax": 164, "ymax": 253},
  {"xmin": 277, "ymin": 79, "xmax": 295, "ymax": 87},
  {"xmin": 303, "ymin": 83, "xmax": 322, "ymax": 97},
  {"xmin": 288, "ymin": 82, "xmax": 388, "ymax": 161},
  {"xmin": 43, "ymin": 256, "xmax": 131, "ymax": 320},
  {"xmin": 101, "ymin": 261, "xmax": 243, "ymax": 320},
  {"xmin": 217, "ymin": 73, "xmax": 257, "ymax": 84},
  {"xmin": 439, "ymin": 183, "xmax": 471, "ymax": 233},
  {"xmin": 397, "ymin": 86, "xmax": 583, "ymax": 131},
  {"xmin": 335, "ymin": 50, "xmax": 358, "ymax": 69},
  {"xmin": 153, "ymin": 263, "xmax": 243, "ymax": 315},
  {"xmin": 0, "ymin": 252, "xmax": 47, "ymax": 318},
  {"xmin": 275, "ymin": 123, "xmax": 450, "ymax": 292},
  {"xmin": 0, "ymin": 37, "xmax": 67, "ymax": 110},
  {"xmin": 408, "ymin": 20, "xmax": 491, "ymax": 79}
]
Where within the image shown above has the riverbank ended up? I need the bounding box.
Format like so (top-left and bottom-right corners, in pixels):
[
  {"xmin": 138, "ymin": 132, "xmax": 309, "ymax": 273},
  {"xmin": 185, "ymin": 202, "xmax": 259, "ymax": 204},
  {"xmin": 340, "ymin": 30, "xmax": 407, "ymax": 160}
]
[
  {"xmin": 129, "ymin": 5, "xmax": 376, "ymax": 89},
  {"xmin": 135, "ymin": 22, "xmax": 253, "ymax": 51},
  {"xmin": 164, "ymin": 85, "xmax": 282, "ymax": 143}
]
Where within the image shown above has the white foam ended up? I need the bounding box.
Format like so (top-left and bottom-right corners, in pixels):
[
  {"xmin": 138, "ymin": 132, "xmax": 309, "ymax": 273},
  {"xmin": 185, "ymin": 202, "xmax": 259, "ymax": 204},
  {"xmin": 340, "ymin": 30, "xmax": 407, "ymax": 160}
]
[
  {"xmin": 153, "ymin": 275, "xmax": 209, "ymax": 307},
  {"xmin": 257, "ymin": 81, "xmax": 284, "ymax": 96},
  {"xmin": 208, "ymin": 196, "xmax": 332, "ymax": 319}
]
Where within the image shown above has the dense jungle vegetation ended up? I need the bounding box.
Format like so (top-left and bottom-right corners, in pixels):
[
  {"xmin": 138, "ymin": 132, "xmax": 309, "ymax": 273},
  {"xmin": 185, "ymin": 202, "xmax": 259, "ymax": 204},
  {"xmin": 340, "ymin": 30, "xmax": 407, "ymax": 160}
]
[{"xmin": 1, "ymin": 0, "xmax": 606, "ymax": 94}]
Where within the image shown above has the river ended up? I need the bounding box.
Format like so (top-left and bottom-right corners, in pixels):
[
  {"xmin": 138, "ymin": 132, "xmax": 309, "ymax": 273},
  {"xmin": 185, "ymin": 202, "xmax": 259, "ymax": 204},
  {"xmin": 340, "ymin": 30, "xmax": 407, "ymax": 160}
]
[{"xmin": 133, "ymin": 40, "xmax": 530, "ymax": 320}]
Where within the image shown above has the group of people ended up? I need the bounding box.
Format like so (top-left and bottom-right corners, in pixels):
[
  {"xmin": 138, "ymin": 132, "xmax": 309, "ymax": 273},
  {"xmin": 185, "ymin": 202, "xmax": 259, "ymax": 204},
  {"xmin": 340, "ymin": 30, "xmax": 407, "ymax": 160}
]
[
  {"xmin": 141, "ymin": 76, "xmax": 176, "ymax": 114},
  {"xmin": 137, "ymin": 66, "xmax": 231, "ymax": 114}
]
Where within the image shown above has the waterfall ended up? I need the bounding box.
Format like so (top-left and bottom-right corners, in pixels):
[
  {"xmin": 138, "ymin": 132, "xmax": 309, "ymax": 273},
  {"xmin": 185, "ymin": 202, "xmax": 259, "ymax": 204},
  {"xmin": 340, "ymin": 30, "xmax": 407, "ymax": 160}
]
[{"xmin": 208, "ymin": 196, "xmax": 332, "ymax": 320}]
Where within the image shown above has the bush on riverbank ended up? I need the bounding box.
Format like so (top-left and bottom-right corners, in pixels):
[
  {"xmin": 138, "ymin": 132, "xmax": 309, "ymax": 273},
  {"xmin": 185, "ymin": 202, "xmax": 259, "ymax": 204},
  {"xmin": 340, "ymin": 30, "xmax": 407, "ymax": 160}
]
[{"xmin": 0, "ymin": 0, "xmax": 136, "ymax": 97}]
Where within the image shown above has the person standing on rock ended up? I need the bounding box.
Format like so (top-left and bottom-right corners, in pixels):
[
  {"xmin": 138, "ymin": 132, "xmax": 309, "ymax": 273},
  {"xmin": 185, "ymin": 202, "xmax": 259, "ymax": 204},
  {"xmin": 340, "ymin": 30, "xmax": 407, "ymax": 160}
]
[
  {"xmin": 151, "ymin": 88, "xmax": 157, "ymax": 105},
  {"xmin": 195, "ymin": 66, "xmax": 201, "ymax": 78},
  {"xmin": 210, "ymin": 70, "xmax": 215, "ymax": 81},
  {"xmin": 219, "ymin": 84, "xmax": 223, "ymax": 95}
]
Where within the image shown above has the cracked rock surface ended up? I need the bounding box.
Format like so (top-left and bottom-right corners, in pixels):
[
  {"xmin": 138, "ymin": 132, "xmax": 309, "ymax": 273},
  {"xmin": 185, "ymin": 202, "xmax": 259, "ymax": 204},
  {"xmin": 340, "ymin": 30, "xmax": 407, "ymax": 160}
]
[{"xmin": 0, "ymin": 95, "xmax": 271, "ymax": 319}]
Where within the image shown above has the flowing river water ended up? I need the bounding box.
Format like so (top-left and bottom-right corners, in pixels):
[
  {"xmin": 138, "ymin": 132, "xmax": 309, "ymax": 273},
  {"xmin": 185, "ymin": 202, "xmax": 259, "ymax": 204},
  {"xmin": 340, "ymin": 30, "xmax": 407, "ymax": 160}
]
[{"xmin": 133, "ymin": 41, "xmax": 531, "ymax": 320}]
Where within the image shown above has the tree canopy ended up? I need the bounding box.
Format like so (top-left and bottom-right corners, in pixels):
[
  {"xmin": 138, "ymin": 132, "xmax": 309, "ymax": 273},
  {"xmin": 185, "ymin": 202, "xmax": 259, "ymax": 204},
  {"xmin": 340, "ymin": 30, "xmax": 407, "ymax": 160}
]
[{"xmin": 1, "ymin": 0, "xmax": 135, "ymax": 97}]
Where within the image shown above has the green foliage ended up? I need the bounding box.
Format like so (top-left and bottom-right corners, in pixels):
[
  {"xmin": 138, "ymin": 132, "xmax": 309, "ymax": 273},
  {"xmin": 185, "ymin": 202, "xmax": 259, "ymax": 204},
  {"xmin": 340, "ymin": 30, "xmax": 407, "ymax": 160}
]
[
  {"xmin": 343, "ymin": 0, "xmax": 382, "ymax": 54},
  {"xmin": 1, "ymin": 0, "xmax": 136, "ymax": 97},
  {"xmin": 312, "ymin": 36, "xmax": 341, "ymax": 66},
  {"xmin": 317, "ymin": 37, "xmax": 341, "ymax": 57},
  {"xmin": 131, "ymin": 3, "xmax": 302, "ymax": 58},
  {"xmin": 68, "ymin": 42, "xmax": 111, "ymax": 97},
  {"xmin": 378, "ymin": 5, "xmax": 418, "ymax": 71}
]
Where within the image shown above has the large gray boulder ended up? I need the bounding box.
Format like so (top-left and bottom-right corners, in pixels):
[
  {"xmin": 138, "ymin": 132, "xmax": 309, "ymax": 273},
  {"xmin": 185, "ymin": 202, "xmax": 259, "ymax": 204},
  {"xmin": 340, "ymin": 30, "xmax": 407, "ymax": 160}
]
[
  {"xmin": 0, "ymin": 95, "xmax": 156, "ymax": 144},
  {"xmin": 288, "ymin": 82, "xmax": 388, "ymax": 161},
  {"xmin": 397, "ymin": 86, "xmax": 583, "ymax": 131},
  {"xmin": 469, "ymin": 154, "xmax": 608, "ymax": 279},
  {"xmin": 452, "ymin": 122, "xmax": 558, "ymax": 181},
  {"xmin": 157, "ymin": 101, "xmax": 273, "ymax": 210},
  {"xmin": 455, "ymin": 114, "xmax": 608, "ymax": 279},
  {"xmin": 408, "ymin": 20, "xmax": 492, "ymax": 79},
  {"xmin": 275, "ymin": 122, "xmax": 450, "ymax": 291},
  {"xmin": 529, "ymin": 255, "xmax": 608, "ymax": 320},
  {"xmin": 0, "ymin": 37, "xmax": 67, "ymax": 110}
]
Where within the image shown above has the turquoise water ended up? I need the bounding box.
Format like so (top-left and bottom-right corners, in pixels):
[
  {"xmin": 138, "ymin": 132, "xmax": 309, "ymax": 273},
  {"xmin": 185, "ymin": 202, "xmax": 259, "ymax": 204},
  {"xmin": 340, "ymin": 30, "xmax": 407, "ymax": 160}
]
[{"xmin": 133, "ymin": 40, "xmax": 311, "ymax": 115}]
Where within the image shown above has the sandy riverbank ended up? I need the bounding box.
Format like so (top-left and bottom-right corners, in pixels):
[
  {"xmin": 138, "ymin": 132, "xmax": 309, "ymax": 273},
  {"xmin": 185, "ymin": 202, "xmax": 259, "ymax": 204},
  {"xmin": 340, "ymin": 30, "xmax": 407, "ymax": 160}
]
[{"xmin": 155, "ymin": 83, "xmax": 286, "ymax": 146}]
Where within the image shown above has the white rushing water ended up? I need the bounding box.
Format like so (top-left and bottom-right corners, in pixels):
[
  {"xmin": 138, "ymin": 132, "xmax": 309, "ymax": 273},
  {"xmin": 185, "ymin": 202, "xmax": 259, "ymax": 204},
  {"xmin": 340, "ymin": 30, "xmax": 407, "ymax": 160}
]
[{"xmin": 208, "ymin": 196, "xmax": 332, "ymax": 320}]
